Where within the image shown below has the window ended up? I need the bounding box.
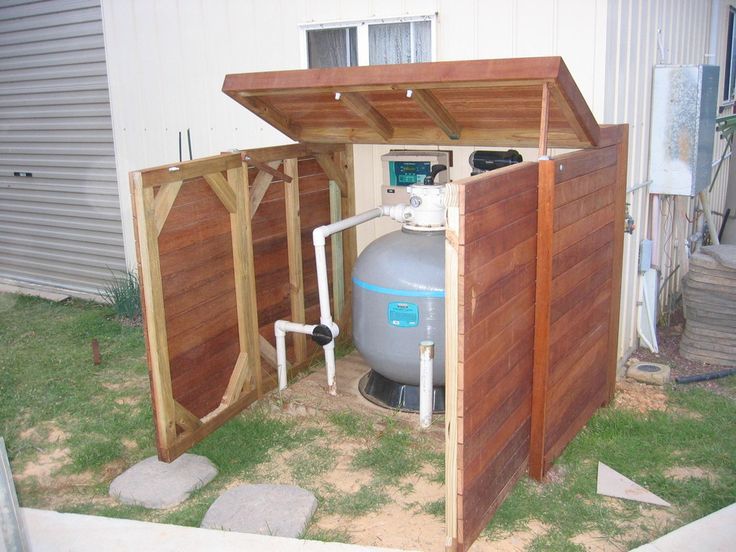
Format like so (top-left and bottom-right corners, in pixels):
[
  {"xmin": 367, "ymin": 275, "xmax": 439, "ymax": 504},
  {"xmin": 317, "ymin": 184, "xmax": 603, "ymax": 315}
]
[
  {"xmin": 725, "ymin": 8, "xmax": 736, "ymax": 102},
  {"xmin": 301, "ymin": 16, "xmax": 435, "ymax": 69}
]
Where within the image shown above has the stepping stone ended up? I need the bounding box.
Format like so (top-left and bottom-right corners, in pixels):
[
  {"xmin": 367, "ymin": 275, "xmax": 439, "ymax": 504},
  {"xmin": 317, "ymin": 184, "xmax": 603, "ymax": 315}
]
[
  {"xmin": 201, "ymin": 484, "xmax": 317, "ymax": 538},
  {"xmin": 110, "ymin": 454, "xmax": 217, "ymax": 509}
]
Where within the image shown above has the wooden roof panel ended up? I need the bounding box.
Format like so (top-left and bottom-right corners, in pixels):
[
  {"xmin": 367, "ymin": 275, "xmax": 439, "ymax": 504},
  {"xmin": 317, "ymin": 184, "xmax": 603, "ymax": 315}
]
[{"xmin": 223, "ymin": 57, "xmax": 600, "ymax": 148}]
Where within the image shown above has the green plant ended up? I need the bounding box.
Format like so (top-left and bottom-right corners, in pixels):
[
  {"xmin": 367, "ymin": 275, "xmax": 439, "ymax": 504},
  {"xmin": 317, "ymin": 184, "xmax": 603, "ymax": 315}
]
[{"xmin": 100, "ymin": 269, "xmax": 141, "ymax": 322}]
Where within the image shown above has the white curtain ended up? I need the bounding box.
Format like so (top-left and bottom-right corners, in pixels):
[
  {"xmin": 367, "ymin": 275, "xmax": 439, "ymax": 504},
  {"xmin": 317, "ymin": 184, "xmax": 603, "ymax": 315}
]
[
  {"xmin": 308, "ymin": 27, "xmax": 357, "ymax": 68},
  {"xmin": 369, "ymin": 21, "xmax": 431, "ymax": 65}
]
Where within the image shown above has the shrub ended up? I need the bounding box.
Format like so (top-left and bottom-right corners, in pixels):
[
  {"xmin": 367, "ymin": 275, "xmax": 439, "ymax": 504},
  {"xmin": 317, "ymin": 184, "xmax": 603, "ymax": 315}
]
[{"xmin": 100, "ymin": 269, "xmax": 141, "ymax": 322}]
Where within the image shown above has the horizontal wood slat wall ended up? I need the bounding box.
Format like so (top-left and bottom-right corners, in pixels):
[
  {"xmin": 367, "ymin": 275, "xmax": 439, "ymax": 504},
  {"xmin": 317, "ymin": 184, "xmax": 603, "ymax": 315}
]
[
  {"xmin": 248, "ymin": 156, "xmax": 334, "ymax": 384},
  {"xmin": 529, "ymin": 126, "xmax": 627, "ymax": 478},
  {"xmin": 446, "ymin": 162, "xmax": 538, "ymax": 551}
]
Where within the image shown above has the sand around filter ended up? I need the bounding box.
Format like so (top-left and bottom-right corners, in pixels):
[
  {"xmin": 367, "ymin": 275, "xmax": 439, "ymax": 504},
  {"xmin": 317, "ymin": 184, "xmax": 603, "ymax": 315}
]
[{"xmin": 596, "ymin": 462, "xmax": 670, "ymax": 507}]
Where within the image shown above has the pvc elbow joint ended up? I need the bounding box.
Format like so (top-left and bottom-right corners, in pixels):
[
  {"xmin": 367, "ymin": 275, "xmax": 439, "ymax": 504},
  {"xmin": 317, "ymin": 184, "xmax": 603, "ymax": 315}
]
[{"xmin": 312, "ymin": 226, "xmax": 326, "ymax": 247}]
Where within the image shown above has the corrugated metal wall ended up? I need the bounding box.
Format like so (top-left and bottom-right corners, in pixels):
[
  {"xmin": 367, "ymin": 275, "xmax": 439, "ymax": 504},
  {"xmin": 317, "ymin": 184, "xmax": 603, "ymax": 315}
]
[
  {"xmin": 604, "ymin": 0, "xmax": 733, "ymax": 360},
  {"xmin": 0, "ymin": 0, "xmax": 125, "ymax": 296}
]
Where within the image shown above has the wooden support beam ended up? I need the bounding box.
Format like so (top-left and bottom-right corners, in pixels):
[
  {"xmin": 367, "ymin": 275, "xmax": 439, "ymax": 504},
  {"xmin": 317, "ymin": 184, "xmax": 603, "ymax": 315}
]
[
  {"xmin": 203, "ymin": 172, "xmax": 236, "ymax": 213},
  {"xmin": 411, "ymin": 89, "xmax": 461, "ymax": 140},
  {"xmin": 174, "ymin": 401, "xmax": 202, "ymax": 432},
  {"xmin": 244, "ymin": 158, "xmax": 292, "ymax": 182},
  {"xmin": 315, "ymin": 153, "xmax": 348, "ymax": 196},
  {"xmin": 340, "ymin": 92, "xmax": 393, "ymax": 141},
  {"xmin": 444, "ymin": 182, "xmax": 461, "ymax": 552},
  {"xmin": 329, "ymin": 181, "xmax": 345, "ymax": 317},
  {"xmin": 228, "ymin": 162, "xmax": 262, "ymax": 399},
  {"xmin": 338, "ymin": 146, "xmax": 358, "ymax": 336},
  {"xmin": 538, "ymin": 82, "xmax": 550, "ymax": 158},
  {"xmin": 259, "ymin": 334, "xmax": 291, "ymax": 370},
  {"xmin": 249, "ymin": 161, "xmax": 280, "ymax": 217},
  {"xmin": 153, "ymin": 180, "xmax": 182, "ymax": 236},
  {"xmin": 239, "ymin": 143, "xmax": 343, "ymax": 164},
  {"xmin": 131, "ymin": 173, "xmax": 177, "ymax": 452},
  {"xmin": 234, "ymin": 94, "xmax": 301, "ymax": 141},
  {"xmin": 529, "ymin": 160, "xmax": 556, "ymax": 481},
  {"xmin": 549, "ymin": 82, "xmax": 592, "ymax": 146},
  {"xmin": 139, "ymin": 153, "xmax": 241, "ymax": 188},
  {"xmin": 606, "ymin": 125, "xmax": 628, "ymax": 404},
  {"xmin": 283, "ymin": 158, "xmax": 307, "ymax": 363},
  {"xmin": 221, "ymin": 352, "xmax": 251, "ymax": 407}
]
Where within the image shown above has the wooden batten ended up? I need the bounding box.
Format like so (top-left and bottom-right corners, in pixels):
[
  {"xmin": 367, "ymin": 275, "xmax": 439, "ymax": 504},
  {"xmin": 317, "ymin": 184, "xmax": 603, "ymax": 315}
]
[
  {"xmin": 249, "ymin": 162, "xmax": 280, "ymax": 217},
  {"xmin": 329, "ymin": 181, "xmax": 345, "ymax": 317},
  {"xmin": 132, "ymin": 174, "xmax": 177, "ymax": 454},
  {"xmin": 444, "ymin": 182, "xmax": 461, "ymax": 552},
  {"xmin": 411, "ymin": 88, "xmax": 461, "ymax": 140},
  {"xmin": 338, "ymin": 146, "xmax": 358, "ymax": 334},
  {"xmin": 283, "ymin": 157, "xmax": 307, "ymax": 363},
  {"xmin": 606, "ymin": 125, "xmax": 629, "ymax": 402},
  {"xmin": 529, "ymin": 160, "xmax": 555, "ymax": 480}
]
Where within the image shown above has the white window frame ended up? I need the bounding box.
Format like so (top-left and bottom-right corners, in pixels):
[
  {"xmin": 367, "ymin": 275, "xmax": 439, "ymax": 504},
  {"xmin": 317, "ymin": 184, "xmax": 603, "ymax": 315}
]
[{"xmin": 299, "ymin": 14, "xmax": 437, "ymax": 69}]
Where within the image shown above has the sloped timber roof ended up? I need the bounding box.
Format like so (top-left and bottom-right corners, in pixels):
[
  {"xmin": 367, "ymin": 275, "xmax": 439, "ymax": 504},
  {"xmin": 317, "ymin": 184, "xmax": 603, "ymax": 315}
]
[{"xmin": 222, "ymin": 57, "xmax": 600, "ymax": 149}]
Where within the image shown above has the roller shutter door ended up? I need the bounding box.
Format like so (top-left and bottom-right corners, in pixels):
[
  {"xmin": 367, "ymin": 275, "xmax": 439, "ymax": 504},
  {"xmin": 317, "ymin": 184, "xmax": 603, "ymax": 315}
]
[{"xmin": 0, "ymin": 0, "xmax": 125, "ymax": 296}]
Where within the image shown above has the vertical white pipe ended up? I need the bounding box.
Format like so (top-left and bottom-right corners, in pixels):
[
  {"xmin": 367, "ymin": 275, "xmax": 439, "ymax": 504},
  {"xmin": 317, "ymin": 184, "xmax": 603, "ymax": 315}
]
[
  {"xmin": 419, "ymin": 340, "xmax": 434, "ymax": 429},
  {"xmin": 276, "ymin": 331, "xmax": 287, "ymax": 391},
  {"xmin": 312, "ymin": 208, "xmax": 383, "ymax": 394}
]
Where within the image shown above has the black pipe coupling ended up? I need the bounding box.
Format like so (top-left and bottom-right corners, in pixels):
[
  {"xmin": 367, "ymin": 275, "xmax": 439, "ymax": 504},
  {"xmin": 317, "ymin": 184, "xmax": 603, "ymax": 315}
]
[{"xmin": 311, "ymin": 324, "xmax": 333, "ymax": 346}]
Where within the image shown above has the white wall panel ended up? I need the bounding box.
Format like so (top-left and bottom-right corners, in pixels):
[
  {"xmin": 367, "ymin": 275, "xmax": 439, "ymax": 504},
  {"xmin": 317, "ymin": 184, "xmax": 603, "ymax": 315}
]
[{"xmin": 102, "ymin": 0, "xmax": 734, "ymax": 367}]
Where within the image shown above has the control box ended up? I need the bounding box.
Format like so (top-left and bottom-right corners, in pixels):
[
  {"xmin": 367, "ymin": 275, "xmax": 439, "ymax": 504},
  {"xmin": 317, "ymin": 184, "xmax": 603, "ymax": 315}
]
[{"xmin": 381, "ymin": 150, "xmax": 451, "ymax": 206}]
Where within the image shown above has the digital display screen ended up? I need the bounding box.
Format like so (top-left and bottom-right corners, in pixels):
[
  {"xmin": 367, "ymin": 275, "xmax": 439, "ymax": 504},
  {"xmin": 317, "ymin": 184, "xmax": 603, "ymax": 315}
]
[{"xmin": 388, "ymin": 160, "xmax": 431, "ymax": 186}]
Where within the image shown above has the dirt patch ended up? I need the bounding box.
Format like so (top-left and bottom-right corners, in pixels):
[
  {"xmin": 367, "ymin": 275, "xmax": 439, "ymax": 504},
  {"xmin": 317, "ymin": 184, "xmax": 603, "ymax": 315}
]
[
  {"xmin": 15, "ymin": 447, "xmax": 71, "ymax": 483},
  {"xmin": 326, "ymin": 442, "xmax": 373, "ymax": 494},
  {"xmin": 664, "ymin": 466, "xmax": 717, "ymax": 483},
  {"xmin": 571, "ymin": 530, "xmax": 622, "ymax": 551},
  {"xmin": 114, "ymin": 396, "xmax": 140, "ymax": 406},
  {"xmin": 617, "ymin": 506, "xmax": 678, "ymax": 548},
  {"xmin": 19, "ymin": 422, "xmax": 68, "ymax": 444},
  {"xmin": 102, "ymin": 458, "xmax": 128, "ymax": 481},
  {"xmin": 121, "ymin": 438, "xmax": 138, "ymax": 451},
  {"xmin": 614, "ymin": 380, "xmax": 668, "ymax": 413}
]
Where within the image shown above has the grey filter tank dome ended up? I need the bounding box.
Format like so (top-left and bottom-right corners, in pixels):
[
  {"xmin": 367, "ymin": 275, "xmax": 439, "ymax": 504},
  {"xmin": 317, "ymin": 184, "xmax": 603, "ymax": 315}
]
[{"xmin": 352, "ymin": 227, "xmax": 445, "ymax": 411}]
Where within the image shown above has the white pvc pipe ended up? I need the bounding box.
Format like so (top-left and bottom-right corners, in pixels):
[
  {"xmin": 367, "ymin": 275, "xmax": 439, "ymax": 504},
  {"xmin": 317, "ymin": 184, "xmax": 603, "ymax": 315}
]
[
  {"xmin": 419, "ymin": 340, "xmax": 434, "ymax": 429},
  {"xmin": 312, "ymin": 208, "xmax": 386, "ymax": 394},
  {"xmin": 274, "ymin": 320, "xmax": 317, "ymax": 391}
]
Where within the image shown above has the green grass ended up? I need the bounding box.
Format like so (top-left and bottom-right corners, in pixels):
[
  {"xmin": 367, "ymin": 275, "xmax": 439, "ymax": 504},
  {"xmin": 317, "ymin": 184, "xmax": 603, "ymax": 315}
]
[
  {"xmin": 0, "ymin": 293, "xmax": 322, "ymax": 526},
  {"xmin": 304, "ymin": 527, "xmax": 352, "ymax": 543},
  {"xmin": 4, "ymin": 292, "xmax": 735, "ymax": 549},
  {"xmin": 323, "ymin": 484, "xmax": 389, "ymax": 517},
  {"xmin": 352, "ymin": 418, "xmax": 432, "ymax": 483},
  {"xmin": 486, "ymin": 384, "xmax": 736, "ymax": 549},
  {"xmin": 0, "ymin": 294, "xmax": 152, "ymax": 476},
  {"xmin": 327, "ymin": 410, "xmax": 375, "ymax": 438}
]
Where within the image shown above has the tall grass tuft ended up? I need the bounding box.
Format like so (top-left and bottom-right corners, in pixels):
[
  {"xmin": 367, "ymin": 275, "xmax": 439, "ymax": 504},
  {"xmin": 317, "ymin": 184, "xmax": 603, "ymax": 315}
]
[{"xmin": 100, "ymin": 269, "xmax": 142, "ymax": 323}]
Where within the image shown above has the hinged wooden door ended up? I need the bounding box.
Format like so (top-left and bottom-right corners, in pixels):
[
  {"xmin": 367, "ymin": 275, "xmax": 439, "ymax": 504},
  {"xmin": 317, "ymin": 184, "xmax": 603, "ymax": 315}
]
[
  {"xmin": 444, "ymin": 163, "xmax": 539, "ymax": 550},
  {"xmin": 131, "ymin": 153, "xmax": 261, "ymax": 461}
]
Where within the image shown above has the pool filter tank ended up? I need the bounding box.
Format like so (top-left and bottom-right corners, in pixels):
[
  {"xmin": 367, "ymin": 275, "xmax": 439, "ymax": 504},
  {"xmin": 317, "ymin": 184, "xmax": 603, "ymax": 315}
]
[{"xmin": 353, "ymin": 167, "xmax": 446, "ymax": 412}]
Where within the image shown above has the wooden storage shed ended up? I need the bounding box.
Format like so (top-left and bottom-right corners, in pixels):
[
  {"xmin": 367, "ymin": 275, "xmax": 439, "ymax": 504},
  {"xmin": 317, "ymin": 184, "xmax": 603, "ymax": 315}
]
[{"xmin": 130, "ymin": 57, "xmax": 627, "ymax": 551}]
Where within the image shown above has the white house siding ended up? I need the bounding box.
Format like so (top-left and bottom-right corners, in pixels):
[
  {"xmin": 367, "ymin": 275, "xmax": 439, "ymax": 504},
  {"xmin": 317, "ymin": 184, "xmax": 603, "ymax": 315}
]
[
  {"xmin": 604, "ymin": 0, "xmax": 734, "ymax": 360},
  {"xmin": 102, "ymin": 0, "xmax": 733, "ymax": 365}
]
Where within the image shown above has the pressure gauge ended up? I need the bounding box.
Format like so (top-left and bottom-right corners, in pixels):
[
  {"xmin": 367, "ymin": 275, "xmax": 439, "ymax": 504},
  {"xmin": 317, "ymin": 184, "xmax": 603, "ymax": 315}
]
[{"xmin": 410, "ymin": 195, "xmax": 422, "ymax": 208}]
